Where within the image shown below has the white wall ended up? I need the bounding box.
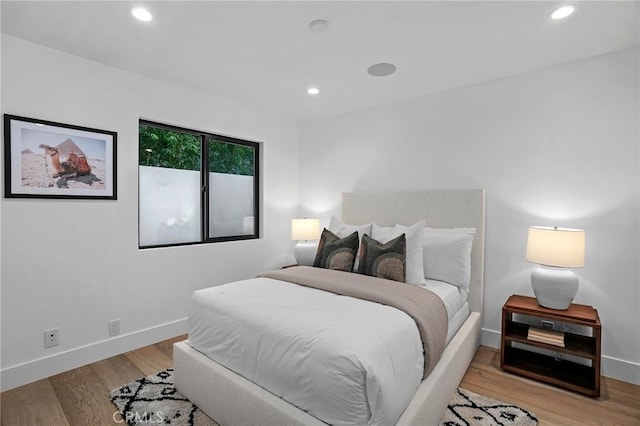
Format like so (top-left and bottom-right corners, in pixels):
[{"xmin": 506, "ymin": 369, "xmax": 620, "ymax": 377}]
[
  {"xmin": 0, "ymin": 35, "xmax": 299, "ymax": 390},
  {"xmin": 298, "ymin": 48, "xmax": 640, "ymax": 384}
]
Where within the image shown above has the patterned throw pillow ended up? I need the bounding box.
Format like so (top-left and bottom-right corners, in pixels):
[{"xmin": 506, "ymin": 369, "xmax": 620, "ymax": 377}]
[
  {"xmin": 358, "ymin": 233, "xmax": 406, "ymax": 282},
  {"xmin": 313, "ymin": 229, "xmax": 360, "ymax": 272}
]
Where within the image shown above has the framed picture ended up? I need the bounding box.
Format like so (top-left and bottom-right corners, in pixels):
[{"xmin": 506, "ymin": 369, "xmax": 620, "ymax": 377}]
[{"xmin": 4, "ymin": 114, "xmax": 117, "ymax": 199}]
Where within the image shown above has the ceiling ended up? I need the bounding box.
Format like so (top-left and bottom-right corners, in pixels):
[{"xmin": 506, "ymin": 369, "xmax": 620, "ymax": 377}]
[{"xmin": 2, "ymin": 1, "xmax": 638, "ymax": 123}]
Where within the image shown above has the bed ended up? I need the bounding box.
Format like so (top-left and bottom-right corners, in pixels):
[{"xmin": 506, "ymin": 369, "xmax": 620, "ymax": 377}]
[{"xmin": 174, "ymin": 189, "xmax": 485, "ymax": 425}]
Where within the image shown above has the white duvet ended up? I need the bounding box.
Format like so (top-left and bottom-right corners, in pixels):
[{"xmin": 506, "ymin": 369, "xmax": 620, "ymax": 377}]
[{"xmin": 188, "ymin": 277, "xmax": 424, "ymax": 426}]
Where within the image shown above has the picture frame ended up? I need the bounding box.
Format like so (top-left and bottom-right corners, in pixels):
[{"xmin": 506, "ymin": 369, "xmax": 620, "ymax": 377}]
[{"xmin": 4, "ymin": 114, "xmax": 117, "ymax": 200}]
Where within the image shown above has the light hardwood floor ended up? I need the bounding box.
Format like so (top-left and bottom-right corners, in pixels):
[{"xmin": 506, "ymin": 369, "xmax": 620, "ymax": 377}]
[
  {"xmin": 1, "ymin": 339, "xmax": 638, "ymax": 425},
  {"xmin": 460, "ymin": 346, "xmax": 640, "ymax": 426}
]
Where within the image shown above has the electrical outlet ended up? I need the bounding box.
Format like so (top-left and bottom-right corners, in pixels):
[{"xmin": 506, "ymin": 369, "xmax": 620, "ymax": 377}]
[
  {"xmin": 109, "ymin": 319, "xmax": 120, "ymax": 337},
  {"xmin": 44, "ymin": 328, "xmax": 59, "ymax": 348}
]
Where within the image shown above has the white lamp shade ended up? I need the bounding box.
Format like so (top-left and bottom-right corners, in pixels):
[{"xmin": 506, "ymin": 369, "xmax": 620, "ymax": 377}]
[
  {"xmin": 291, "ymin": 218, "xmax": 320, "ymax": 241},
  {"xmin": 526, "ymin": 226, "xmax": 585, "ymax": 268}
]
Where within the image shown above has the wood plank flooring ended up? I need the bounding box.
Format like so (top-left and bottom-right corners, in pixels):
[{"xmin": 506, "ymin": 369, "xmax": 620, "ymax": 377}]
[
  {"xmin": 460, "ymin": 346, "xmax": 640, "ymax": 426},
  {"xmin": 0, "ymin": 335, "xmax": 186, "ymax": 426},
  {"xmin": 1, "ymin": 338, "xmax": 638, "ymax": 425}
]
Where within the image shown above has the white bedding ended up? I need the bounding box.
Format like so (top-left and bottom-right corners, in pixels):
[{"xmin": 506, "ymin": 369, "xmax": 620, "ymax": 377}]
[
  {"xmin": 188, "ymin": 276, "xmax": 468, "ymax": 426},
  {"xmin": 420, "ymin": 278, "xmax": 469, "ymax": 343}
]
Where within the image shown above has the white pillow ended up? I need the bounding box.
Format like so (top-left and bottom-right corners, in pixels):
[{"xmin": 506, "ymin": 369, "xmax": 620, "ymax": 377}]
[
  {"xmin": 328, "ymin": 216, "xmax": 372, "ymax": 271},
  {"xmin": 372, "ymin": 220, "xmax": 426, "ymax": 285},
  {"xmin": 422, "ymin": 227, "xmax": 476, "ymax": 289}
]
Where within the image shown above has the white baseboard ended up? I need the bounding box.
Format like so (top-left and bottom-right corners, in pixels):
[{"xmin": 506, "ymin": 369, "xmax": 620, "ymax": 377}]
[
  {"xmin": 1, "ymin": 318, "xmax": 188, "ymax": 392},
  {"xmin": 480, "ymin": 327, "xmax": 502, "ymax": 349},
  {"xmin": 481, "ymin": 328, "xmax": 640, "ymax": 386}
]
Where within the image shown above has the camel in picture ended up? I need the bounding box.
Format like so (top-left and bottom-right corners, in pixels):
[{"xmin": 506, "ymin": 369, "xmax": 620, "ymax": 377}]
[{"xmin": 39, "ymin": 138, "xmax": 92, "ymax": 179}]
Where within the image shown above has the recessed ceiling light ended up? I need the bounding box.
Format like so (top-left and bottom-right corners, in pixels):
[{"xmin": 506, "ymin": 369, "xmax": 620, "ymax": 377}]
[
  {"xmin": 367, "ymin": 63, "xmax": 397, "ymax": 77},
  {"xmin": 550, "ymin": 5, "xmax": 575, "ymax": 20},
  {"xmin": 308, "ymin": 19, "xmax": 329, "ymax": 33},
  {"xmin": 132, "ymin": 7, "xmax": 152, "ymax": 22},
  {"xmin": 307, "ymin": 87, "xmax": 320, "ymax": 95}
]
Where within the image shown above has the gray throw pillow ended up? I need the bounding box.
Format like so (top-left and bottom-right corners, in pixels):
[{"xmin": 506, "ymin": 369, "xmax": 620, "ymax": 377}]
[
  {"xmin": 358, "ymin": 233, "xmax": 406, "ymax": 282},
  {"xmin": 313, "ymin": 229, "xmax": 359, "ymax": 272}
]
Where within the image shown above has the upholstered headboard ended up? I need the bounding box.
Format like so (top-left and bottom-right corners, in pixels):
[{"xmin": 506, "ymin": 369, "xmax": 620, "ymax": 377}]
[{"xmin": 341, "ymin": 189, "xmax": 485, "ymax": 314}]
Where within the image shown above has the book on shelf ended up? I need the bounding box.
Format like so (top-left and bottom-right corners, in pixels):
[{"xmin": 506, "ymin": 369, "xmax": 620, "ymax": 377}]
[{"xmin": 527, "ymin": 327, "xmax": 565, "ymax": 347}]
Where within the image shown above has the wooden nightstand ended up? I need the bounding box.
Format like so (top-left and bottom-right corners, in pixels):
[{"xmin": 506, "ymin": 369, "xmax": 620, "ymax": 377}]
[{"xmin": 500, "ymin": 294, "xmax": 601, "ymax": 397}]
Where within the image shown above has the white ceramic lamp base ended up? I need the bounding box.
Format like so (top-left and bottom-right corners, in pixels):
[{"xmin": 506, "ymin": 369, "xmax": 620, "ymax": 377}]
[
  {"xmin": 531, "ymin": 266, "xmax": 579, "ymax": 310},
  {"xmin": 294, "ymin": 241, "xmax": 318, "ymax": 266}
]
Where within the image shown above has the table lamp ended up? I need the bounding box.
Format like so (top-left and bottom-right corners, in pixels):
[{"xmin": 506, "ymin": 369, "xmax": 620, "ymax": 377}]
[
  {"xmin": 291, "ymin": 218, "xmax": 320, "ymax": 266},
  {"xmin": 525, "ymin": 226, "xmax": 585, "ymax": 310}
]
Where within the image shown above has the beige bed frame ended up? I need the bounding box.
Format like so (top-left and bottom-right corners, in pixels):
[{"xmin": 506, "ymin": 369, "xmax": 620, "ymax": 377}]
[{"xmin": 174, "ymin": 189, "xmax": 485, "ymax": 425}]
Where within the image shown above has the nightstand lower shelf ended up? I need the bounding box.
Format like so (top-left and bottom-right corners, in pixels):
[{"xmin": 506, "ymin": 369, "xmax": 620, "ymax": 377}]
[{"xmin": 502, "ymin": 346, "xmax": 597, "ymax": 394}]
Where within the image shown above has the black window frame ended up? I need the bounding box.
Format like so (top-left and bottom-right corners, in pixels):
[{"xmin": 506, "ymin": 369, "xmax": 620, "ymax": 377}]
[{"xmin": 138, "ymin": 119, "xmax": 260, "ymax": 249}]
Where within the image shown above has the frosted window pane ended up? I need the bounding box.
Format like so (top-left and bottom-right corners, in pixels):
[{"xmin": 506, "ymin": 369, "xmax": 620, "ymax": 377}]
[
  {"xmin": 139, "ymin": 166, "xmax": 201, "ymax": 246},
  {"xmin": 208, "ymin": 172, "xmax": 255, "ymax": 238}
]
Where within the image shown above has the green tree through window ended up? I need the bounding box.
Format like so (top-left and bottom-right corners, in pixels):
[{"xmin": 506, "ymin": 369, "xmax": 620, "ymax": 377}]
[
  {"xmin": 208, "ymin": 140, "xmax": 254, "ymax": 175},
  {"xmin": 139, "ymin": 124, "xmax": 200, "ymax": 170},
  {"xmin": 140, "ymin": 125, "xmax": 254, "ymax": 176}
]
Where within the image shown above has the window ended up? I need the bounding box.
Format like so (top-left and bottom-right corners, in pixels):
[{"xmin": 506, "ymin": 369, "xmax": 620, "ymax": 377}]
[{"xmin": 138, "ymin": 120, "xmax": 259, "ymax": 248}]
